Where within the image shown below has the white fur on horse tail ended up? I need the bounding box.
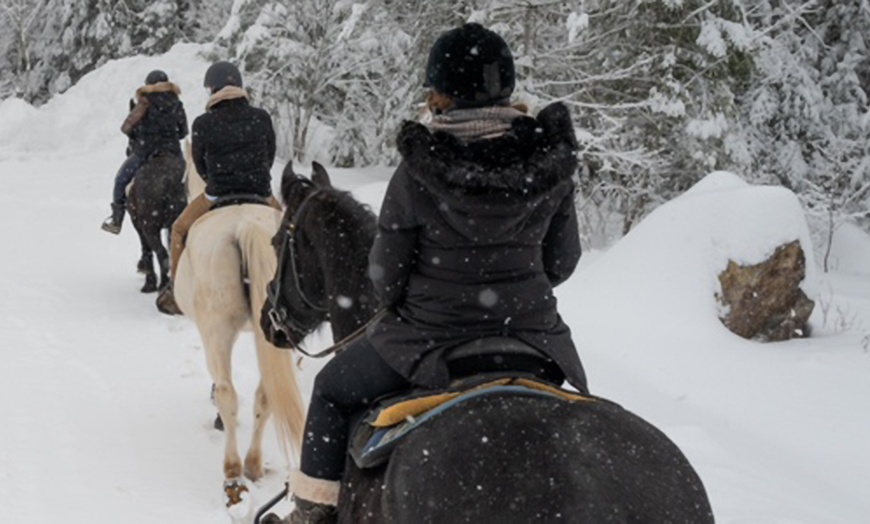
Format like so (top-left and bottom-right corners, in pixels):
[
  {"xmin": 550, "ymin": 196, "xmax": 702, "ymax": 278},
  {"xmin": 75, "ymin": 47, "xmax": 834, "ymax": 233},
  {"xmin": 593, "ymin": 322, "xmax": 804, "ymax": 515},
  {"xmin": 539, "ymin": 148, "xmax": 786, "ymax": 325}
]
[
  {"xmin": 183, "ymin": 139, "xmax": 206, "ymax": 203},
  {"xmin": 238, "ymin": 216, "xmax": 306, "ymax": 461}
]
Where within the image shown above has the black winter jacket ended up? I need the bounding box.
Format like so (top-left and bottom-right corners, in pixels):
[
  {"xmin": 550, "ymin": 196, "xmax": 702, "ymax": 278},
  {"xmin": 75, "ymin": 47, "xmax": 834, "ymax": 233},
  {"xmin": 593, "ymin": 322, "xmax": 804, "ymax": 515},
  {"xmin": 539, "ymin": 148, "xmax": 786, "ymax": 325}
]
[
  {"xmin": 191, "ymin": 94, "xmax": 276, "ymax": 198},
  {"xmin": 367, "ymin": 102, "xmax": 587, "ymax": 391},
  {"xmin": 123, "ymin": 82, "xmax": 187, "ymax": 159}
]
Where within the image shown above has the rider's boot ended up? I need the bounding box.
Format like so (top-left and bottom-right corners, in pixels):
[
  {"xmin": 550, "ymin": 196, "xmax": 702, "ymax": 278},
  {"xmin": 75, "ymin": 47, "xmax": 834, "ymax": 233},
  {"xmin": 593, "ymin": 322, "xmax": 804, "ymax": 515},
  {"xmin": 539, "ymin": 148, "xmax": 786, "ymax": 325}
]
[
  {"xmin": 264, "ymin": 473, "xmax": 339, "ymax": 524},
  {"xmin": 101, "ymin": 203, "xmax": 125, "ymax": 235},
  {"xmin": 156, "ymin": 281, "xmax": 183, "ymax": 316},
  {"xmin": 286, "ymin": 496, "xmax": 337, "ymax": 524}
]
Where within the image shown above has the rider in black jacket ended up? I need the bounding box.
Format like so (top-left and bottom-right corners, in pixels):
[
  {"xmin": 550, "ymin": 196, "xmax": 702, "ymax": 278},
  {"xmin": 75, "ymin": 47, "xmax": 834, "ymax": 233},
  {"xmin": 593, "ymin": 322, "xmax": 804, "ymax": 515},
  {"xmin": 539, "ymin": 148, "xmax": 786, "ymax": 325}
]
[
  {"xmin": 266, "ymin": 23, "xmax": 587, "ymax": 524},
  {"xmin": 156, "ymin": 61, "xmax": 281, "ymax": 315},
  {"xmin": 101, "ymin": 70, "xmax": 187, "ymax": 234}
]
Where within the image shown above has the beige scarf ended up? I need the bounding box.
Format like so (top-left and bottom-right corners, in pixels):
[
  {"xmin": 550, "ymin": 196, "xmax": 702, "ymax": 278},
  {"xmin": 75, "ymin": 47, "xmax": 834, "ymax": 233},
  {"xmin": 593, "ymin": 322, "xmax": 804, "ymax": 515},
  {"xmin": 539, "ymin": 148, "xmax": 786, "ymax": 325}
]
[
  {"xmin": 206, "ymin": 85, "xmax": 249, "ymax": 109},
  {"xmin": 427, "ymin": 106, "xmax": 526, "ymax": 141}
]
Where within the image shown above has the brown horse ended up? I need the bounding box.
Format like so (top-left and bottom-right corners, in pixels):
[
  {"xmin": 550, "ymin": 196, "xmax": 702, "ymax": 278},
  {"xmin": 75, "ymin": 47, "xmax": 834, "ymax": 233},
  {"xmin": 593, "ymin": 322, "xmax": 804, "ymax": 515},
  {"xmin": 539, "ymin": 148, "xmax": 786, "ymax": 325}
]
[{"xmin": 126, "ymin": 152, "xmax": 186, "ymax": 293}]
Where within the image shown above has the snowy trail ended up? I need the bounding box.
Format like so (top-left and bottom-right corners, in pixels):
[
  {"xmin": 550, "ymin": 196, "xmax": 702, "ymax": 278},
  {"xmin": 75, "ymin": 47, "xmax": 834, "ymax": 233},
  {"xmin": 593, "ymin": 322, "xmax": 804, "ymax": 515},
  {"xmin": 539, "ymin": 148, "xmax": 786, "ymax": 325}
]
[{"xmin": 2, "ymin": 45, "xmax": 870, "ymax": 523}]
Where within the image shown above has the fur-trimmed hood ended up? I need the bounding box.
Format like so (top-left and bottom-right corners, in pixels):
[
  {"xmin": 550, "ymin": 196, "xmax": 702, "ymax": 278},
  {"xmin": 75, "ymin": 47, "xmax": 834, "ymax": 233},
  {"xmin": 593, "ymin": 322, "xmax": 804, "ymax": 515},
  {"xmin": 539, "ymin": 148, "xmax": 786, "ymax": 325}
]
[
  {"xmin": 135, "ymin": 81, "xmax": 181, "ymax": 98},
  {"xmin": 134, "ymin": 81, "xmax": 182, "ymax": 113},
  {"xmin": 397, "ymin": 102, "xmax": 578, "ymax": 204}
]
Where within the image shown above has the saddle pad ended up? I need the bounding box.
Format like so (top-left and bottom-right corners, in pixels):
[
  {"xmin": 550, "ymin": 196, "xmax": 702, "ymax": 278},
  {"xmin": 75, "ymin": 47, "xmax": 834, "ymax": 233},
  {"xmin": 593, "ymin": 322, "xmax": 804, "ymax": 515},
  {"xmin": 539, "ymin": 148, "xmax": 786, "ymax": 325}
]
[
  {"xmin": 351, "ymin": 379, "xmax": 592, "ymax": 469},
  {"xmin": 371, "ymin": 377, "xmax": 590, "ymax": 427}
]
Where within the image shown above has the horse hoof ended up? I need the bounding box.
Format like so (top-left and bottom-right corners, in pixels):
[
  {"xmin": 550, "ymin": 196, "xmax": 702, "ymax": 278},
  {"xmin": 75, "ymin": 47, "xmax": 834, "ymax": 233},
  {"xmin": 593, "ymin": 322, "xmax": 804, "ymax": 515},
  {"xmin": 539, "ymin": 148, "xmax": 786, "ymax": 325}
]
[
  {"xmin": 141, "ymin": 283, "xmax": 158, "ymax": 293},
  {"xmin": 223, "ymin": 477, "xmax": 249, "ymax": 508},
  {"xmin": 156, "ymin": 287, "xmax": 183, "ymax": 315},
  {"xmin": 214, "ymin": 414, "xmax": 224, "ymax": 431}
]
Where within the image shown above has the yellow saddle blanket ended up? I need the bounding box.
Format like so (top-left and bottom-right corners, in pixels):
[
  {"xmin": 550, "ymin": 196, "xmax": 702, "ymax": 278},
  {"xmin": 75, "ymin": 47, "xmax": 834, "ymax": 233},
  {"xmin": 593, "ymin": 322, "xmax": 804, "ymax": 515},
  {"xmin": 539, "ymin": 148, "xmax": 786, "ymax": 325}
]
[{"xmin": 371, "ymin": 377, "xmax": 592, "ymax": 428}]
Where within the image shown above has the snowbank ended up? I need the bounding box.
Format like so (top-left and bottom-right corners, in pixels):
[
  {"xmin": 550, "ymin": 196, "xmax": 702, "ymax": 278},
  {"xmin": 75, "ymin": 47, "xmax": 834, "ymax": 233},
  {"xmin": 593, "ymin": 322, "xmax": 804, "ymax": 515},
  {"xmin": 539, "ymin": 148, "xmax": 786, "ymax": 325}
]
[{"xmin": 0, "ymin": 43, "xmax": 210, "ymax": 158}]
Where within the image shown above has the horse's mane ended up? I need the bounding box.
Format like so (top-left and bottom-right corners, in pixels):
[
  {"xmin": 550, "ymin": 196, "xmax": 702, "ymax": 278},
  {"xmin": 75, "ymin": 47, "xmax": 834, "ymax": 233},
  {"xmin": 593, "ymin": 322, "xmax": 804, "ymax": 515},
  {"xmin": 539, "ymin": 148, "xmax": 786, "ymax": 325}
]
[
  {"xmin": 282, "ymin": 178, "xmax": 377, "ymax": 248},
  {"xmin": 306, "ymin": 186, "xmax": 377, "ymax": 273}
]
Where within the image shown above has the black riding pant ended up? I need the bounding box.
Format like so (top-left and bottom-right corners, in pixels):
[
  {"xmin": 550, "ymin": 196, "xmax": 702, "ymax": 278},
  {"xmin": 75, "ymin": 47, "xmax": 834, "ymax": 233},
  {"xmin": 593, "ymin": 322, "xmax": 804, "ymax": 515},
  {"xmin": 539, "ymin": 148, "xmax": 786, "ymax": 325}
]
[
  {"xmin": 300, "ymin": 336, "xmax": 567, "ymax": 481},
  {"xmin": 300, "ymin": 337, "xmax": 409, "ymax": 481}
]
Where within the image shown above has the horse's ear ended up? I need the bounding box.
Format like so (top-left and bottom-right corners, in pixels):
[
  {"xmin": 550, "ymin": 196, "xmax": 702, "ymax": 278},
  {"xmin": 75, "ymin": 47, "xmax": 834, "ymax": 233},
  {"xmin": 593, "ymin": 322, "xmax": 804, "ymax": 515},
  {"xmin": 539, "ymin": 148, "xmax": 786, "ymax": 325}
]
[
  {"xmin": 311, "ymin": 161, "xmax": 332, "ymax": 188},
  {"xmin": 280, "ymin": 161, "xmax": 297, "ymax": 204}
]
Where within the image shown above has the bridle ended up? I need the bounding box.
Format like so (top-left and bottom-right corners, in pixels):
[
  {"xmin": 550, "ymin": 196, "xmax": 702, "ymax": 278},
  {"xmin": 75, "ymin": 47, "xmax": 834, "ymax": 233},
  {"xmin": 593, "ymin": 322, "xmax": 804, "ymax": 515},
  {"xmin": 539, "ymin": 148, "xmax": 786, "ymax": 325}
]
[
  {"xmin": 266, "ymin": 179, "xmax": 327, "ymax": 351},
  {"xmin": 264, "ymin": 176, "xmax": 388, "ymax": 359}
]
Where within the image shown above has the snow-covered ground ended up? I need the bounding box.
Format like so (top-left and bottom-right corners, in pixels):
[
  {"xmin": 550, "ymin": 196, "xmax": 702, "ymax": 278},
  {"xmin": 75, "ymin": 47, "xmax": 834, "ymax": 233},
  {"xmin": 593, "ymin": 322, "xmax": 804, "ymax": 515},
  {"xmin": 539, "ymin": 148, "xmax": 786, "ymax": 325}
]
[{"xmin": 1, "ymin": 44, "xmax": 868, "ymax": 523}]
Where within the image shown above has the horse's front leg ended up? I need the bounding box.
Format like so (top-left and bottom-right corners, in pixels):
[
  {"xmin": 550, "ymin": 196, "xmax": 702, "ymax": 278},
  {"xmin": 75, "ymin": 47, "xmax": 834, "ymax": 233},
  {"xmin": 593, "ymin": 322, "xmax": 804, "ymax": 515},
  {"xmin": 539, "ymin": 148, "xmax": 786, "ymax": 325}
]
[
  {"xmin": 132, "ymin": 224, "xmax": 158, "ymax": 293},
  {"xmin": 153, "ymin": 240, "xmax": 171, "ymax": 291},
  {"xmin": 244, "ymin": 381, "xmax": 271, "ymax": 481},
  {"xmin": 137, "ymin": 246, "xmax": 152, "ymax": 275},
  {"xmin": 134, "ymin": 227, "xmax": 157, "ymax": 291}
]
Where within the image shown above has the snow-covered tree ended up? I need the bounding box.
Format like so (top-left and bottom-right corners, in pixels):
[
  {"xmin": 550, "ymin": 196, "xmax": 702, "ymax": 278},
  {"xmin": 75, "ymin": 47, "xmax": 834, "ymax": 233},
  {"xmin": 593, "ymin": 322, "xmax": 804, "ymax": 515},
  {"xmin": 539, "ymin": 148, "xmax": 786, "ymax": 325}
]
[{"xmin": 739, "ymin": 0, "xmax": 870, "ymax": 269}]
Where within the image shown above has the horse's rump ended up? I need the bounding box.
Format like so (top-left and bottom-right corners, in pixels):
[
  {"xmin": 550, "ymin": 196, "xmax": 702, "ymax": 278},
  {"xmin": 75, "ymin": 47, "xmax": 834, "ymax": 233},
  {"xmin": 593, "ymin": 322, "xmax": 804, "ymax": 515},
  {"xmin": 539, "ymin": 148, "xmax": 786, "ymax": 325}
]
[
  {"xmin": 339, "ymin": 394, "xmax": 713, "ymax": 524},
  {"xmin": 175, "ymin": 204, "xmax": 281, "ymax": 322},
  {"xmin": 129, "ymin": 153, "xmax": 186, "ymax": 210}
]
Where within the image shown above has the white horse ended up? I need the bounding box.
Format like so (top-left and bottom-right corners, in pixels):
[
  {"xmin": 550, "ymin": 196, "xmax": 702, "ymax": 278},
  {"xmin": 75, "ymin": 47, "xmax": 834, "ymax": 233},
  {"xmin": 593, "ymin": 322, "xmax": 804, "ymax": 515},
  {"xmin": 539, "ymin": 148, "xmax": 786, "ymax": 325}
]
[{"xmin": 173, "ymin": 163, "xmax": 305, "ymax": 507}]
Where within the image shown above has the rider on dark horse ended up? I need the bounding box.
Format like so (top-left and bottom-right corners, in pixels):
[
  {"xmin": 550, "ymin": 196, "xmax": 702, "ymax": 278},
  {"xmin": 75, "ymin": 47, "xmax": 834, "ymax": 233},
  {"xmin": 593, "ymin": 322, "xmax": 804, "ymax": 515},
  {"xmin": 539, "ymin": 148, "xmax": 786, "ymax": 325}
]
[
  {"xmin": 156, "ymin": 61, "xmax": 282, "ymax": 315},
  {"xmin": 101, "ymin": 70, "xmax": 188, "ymax": 234},
  {"xmin": 268, "ymin": 23, "xmax": 588, "ymax": 524}
]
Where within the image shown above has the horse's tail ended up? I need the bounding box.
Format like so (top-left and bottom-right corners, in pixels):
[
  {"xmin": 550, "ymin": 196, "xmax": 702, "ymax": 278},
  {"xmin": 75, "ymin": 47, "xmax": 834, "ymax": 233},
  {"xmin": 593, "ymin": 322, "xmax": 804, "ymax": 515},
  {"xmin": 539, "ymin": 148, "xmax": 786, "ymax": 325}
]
[
  {"xmin": 183, "ymin": 139, "xmax": 206, "ymax": 203},
  {"xmin": 238, "ymin": 214, "xmax": 306, "ymax": 461}
]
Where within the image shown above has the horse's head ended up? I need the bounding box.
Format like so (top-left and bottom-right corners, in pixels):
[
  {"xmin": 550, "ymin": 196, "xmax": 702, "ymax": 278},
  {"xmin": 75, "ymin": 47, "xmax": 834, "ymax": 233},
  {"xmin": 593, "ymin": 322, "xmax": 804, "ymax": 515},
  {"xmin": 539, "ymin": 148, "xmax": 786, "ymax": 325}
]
[
  {"xmin": 261, "ymin": 162, "xmax": 334, "ymax": 347},
  {"xmin": 262, "ymin": 160, "xmax": 378, "ymax": 347}
]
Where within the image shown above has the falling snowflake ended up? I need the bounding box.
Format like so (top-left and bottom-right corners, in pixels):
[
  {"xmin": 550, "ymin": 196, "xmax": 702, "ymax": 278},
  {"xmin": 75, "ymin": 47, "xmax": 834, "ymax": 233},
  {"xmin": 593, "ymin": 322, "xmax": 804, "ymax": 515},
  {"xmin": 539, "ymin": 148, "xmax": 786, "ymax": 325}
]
[{"xmin": 479, "ymin": 288, "xmax": 498, "ymax": 307}]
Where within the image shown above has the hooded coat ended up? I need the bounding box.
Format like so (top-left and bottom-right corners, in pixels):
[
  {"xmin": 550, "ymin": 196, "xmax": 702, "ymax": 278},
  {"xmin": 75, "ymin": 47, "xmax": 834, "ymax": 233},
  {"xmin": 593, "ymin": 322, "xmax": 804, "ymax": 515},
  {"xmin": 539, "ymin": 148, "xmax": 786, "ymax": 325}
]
[
  {"xmin": 367, "ymin": 102, "xmax": 587, "ymax": 392},
  {"xmin": 122, "ymin": 82, "xmax": 187, "ymax": 159}
]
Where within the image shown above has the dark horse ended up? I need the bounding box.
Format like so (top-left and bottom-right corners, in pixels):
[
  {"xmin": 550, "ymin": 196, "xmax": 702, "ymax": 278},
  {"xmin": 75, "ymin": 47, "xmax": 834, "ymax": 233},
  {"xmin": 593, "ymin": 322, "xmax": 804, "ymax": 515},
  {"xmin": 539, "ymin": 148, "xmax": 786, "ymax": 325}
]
[
  {"xmin": 261, "ymin": 161, "xmax": 378, "ymax": 347},
  {"xmin": 258, "ymin": 165, "xmax": 713, "ymax": 522},
  {"xmin": 126, "ymin": 152, "xmax": 186, "ymax": 293},
  {"xmin": 338, "ymin": 393, "xmax": 713, "ymax": 523}
]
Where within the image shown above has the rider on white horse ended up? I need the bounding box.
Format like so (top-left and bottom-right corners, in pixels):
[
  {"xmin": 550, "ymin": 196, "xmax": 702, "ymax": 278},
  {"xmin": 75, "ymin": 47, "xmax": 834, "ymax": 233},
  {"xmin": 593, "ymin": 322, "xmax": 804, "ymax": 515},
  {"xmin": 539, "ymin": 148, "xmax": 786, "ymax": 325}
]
[{"xmin": 157, "ymin": 61, "xmax": 281, "ymax": 315}]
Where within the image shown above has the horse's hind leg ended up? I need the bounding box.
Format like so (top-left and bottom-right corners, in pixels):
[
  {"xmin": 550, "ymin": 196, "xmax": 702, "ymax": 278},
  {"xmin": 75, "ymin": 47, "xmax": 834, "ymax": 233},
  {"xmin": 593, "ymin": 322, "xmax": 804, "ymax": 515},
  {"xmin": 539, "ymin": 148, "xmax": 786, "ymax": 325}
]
[
  {"xmin": 137, "ymin": 241, "xmax": 152, "ymax": 275},
  {"xmin": 201, "ymin": 325, "xmax": 244, "ymax": 482},
  {"xmin": 133, "ymin": 224, "xmax": 157, "ymax": 292},
  {"xmin": 244, "ymin": 381, "xmax": 271, "ymax": 481}
]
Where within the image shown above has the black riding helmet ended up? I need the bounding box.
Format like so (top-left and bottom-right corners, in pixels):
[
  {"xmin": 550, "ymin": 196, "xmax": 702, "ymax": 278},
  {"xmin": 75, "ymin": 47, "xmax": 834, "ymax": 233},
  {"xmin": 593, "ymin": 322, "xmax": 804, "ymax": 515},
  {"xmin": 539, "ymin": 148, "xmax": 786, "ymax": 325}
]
[
  {"xmin": 204, "ymin": 61, "xmax": 243, "ymax": 93},
  {"xmin": 425, "ymin": 23, "xmax": 515, "ymax": 107},
  {"xmin": 145, "ymin": 70, "xmax": 168, "ymax": 85}
]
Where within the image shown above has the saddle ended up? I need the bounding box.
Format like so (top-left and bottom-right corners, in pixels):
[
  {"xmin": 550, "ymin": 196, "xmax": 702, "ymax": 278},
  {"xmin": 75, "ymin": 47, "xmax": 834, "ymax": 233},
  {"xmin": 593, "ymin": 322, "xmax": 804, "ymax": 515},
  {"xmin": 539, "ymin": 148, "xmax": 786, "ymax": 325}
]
[
  {"xmin": 210, "ymin": 193, "xmax": 271, "ymax": 211},
  {"xmin": 348, "ymin": 337, "xmax": 592, "ymax": 469}
]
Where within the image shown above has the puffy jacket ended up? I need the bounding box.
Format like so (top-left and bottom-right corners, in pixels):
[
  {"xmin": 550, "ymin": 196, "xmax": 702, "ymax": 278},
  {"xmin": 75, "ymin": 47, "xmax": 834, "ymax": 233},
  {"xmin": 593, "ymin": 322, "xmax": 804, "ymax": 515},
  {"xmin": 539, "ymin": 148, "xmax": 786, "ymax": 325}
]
[
  {"xmin": 367, "ymin": 102, "xmax": 587, "ymax": 391},
  {"xmin": 122, "ymin": 82, "xmax": 187, "ymax": 158},
  {"xmin": 191, "ymin": 90, "xmax": 276, "ymax": 198}
]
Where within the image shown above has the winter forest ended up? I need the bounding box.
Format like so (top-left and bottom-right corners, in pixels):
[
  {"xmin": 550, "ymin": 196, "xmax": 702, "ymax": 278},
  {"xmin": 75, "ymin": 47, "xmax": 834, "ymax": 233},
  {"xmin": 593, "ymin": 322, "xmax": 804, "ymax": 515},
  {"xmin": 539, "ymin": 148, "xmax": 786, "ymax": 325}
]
[
  {"xmin": 2, "ymin": 1, "xmax": 870, "ymax": 522},
  {"xmin": 1, "ymin": 0, "xmax": 869, "ymax": 254}
]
